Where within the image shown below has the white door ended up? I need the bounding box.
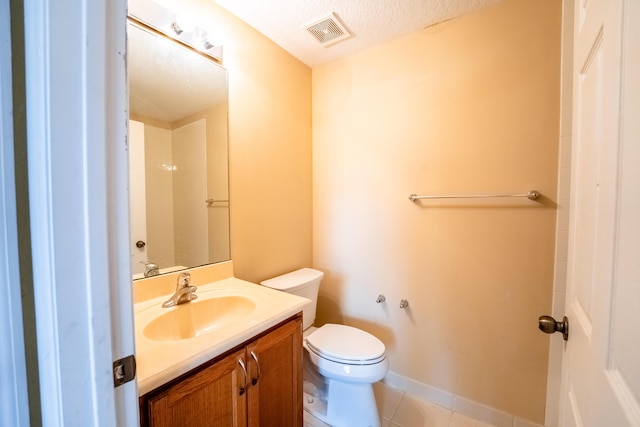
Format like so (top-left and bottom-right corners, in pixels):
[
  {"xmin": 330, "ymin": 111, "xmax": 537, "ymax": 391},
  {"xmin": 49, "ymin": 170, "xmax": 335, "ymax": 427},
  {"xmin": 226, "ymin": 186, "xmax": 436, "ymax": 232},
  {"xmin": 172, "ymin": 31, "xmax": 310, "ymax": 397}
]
[
  {"xmin": 22, "ymin": 0, "xmax": 139, "ymax": 425},
  {"xmin": 560, "ymin": 0, "xmax": 640, "ymax": 425},
  {"xmin": 129, "ymin": 119, "xmax": 149, "ymax": 275}
]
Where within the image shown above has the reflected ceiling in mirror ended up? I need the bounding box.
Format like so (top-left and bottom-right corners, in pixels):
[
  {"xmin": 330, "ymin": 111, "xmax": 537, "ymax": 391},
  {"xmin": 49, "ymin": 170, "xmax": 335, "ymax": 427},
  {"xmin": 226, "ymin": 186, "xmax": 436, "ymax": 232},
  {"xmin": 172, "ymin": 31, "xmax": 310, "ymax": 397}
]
[
  {"xmin": 128, "ymin": 19, "xmax": 230, "ymax": 280},
  {"xmin": 128, "ymin": 21, "xmax": 226, "ymax": 123}
]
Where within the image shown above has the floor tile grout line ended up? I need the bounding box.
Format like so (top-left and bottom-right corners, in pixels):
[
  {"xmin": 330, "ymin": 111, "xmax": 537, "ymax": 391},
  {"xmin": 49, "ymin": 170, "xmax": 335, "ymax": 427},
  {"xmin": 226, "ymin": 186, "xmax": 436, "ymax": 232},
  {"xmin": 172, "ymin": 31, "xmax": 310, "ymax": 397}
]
[{"xmin": 387, "ymin": 390, "xmax": 406, "ymax": 425}]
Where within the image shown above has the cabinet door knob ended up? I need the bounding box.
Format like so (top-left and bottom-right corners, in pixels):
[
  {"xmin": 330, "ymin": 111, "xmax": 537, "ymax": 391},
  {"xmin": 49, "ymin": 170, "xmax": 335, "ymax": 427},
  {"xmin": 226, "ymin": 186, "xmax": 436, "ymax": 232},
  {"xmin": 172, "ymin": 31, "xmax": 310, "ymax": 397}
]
[
  {"xmin": 238, "ymin": 358, "xmax": 248, "ymax": 395},
  {"xmin": 250, "ymin": 351, "xmax": 261, "ymax": 386}
]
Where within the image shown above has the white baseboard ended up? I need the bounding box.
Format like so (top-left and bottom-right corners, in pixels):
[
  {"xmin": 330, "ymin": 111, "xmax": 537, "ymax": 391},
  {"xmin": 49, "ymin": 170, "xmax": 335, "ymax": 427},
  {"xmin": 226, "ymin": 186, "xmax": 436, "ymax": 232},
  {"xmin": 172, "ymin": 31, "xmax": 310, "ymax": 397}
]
[{"xmin": 383, "ymin": 371, "xmax": 543, "ymax": 427}]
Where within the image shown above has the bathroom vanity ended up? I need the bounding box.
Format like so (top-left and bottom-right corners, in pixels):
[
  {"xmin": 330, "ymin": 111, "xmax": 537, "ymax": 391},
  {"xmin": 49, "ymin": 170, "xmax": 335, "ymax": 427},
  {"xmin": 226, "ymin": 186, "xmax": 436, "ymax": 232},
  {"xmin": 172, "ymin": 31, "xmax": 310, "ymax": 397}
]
[
  {"xmin": 133, "ymin": 261, "xmax": 309, "ymax": 427},
  {"xmin": 139, "ymin": 315, "xmax": 302, "ymax": 426}
]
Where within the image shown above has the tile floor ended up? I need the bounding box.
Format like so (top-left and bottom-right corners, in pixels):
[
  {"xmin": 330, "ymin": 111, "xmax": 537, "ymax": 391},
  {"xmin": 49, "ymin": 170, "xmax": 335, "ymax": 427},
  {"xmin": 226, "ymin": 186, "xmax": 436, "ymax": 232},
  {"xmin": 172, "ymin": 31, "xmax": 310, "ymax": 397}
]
[
  {"xmin": 373, "ymin": 383, "xmax": 497, "ymax": 427},
  {"xmin": 304, "ymin": 382, "xmax": 498, "ymax": 427}
]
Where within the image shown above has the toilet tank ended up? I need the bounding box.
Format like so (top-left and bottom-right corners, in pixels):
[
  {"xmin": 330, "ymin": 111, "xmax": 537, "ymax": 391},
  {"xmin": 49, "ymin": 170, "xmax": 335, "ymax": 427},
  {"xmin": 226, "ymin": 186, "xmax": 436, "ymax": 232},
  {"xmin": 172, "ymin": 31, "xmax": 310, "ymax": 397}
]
[{"xmin": 260, "ymin": 268, "xmax": 324, "ymax": 330}]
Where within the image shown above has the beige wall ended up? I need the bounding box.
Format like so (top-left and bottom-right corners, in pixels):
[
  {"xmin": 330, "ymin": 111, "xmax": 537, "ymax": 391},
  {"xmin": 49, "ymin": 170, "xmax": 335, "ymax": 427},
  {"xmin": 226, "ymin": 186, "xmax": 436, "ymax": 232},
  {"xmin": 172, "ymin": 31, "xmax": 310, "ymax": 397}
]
[
  {"xmin": 157, "ymin": 0, "xmax": 313, "ymax": 284},
  {"xmin": 312, "ymin": 0, "xmax": 561, "ymax": 423}
]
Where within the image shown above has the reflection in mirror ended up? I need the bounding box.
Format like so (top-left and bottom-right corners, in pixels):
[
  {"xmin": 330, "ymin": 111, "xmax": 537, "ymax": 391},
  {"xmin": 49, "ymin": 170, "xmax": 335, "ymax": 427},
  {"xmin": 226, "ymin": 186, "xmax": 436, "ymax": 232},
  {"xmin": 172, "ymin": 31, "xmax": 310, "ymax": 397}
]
[{"xmin": 128, "ymin": 19, "xmax": 230, "ymax": 280}]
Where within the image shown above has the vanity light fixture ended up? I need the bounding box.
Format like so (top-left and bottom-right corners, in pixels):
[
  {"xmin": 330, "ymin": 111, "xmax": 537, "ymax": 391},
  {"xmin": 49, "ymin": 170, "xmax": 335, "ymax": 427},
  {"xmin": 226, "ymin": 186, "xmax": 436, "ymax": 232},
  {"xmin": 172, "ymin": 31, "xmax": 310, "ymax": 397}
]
[
  {"xmin": 129, "ymin": 0, "xmax": 222, "ymax": 62},
  {"xmin": 201, "ymin": 39, "xmax": 215, "ymax": 51},
  {"xmin": 170, "ymin": 20, "xmax": 184, "ymax": 36}
]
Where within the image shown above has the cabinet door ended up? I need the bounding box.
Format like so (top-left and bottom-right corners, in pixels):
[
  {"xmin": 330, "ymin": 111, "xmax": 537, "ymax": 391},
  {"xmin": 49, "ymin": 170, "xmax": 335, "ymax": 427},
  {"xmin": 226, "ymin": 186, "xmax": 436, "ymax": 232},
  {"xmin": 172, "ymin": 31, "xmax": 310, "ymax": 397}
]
[
  {"xmin": 246, "ymin": 317, "xmax": 303, "ymax": 427},
  {"xmin": 147, "ymin": 348, "xmax": 248, "ymax": 427}
]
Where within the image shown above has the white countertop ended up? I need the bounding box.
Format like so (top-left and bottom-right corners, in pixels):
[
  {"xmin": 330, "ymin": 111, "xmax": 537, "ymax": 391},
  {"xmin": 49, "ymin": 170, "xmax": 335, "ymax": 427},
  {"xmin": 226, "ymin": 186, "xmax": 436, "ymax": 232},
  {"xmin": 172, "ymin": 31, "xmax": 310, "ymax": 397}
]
[{"xmin": 134, "ymin": 276, "xmax": 310, "ymax": 396}]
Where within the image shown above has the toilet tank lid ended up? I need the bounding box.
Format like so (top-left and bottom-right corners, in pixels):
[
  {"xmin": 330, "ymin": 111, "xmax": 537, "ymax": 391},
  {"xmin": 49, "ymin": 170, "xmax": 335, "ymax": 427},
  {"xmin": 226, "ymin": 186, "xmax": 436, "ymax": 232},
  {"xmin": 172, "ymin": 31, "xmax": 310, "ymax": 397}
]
[{"xmin": 260, "ymin": 268, "xmax": 324, "ymax": 291}]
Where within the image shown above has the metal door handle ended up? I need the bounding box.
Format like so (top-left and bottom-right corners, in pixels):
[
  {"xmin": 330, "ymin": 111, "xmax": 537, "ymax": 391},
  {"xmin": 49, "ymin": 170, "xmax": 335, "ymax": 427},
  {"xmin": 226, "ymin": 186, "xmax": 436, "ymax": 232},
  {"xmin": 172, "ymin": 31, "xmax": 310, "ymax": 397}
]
[
  {"xmin": 238, "ymin": 358, "xmax": 248, "ymax": 395},
  {"xmin": 250, "ymin": 351, "xmax": 260, "ymax": 386},
  {"xmin": 538, "ymin": 315, "xmax": 569, "ymax": 341}
]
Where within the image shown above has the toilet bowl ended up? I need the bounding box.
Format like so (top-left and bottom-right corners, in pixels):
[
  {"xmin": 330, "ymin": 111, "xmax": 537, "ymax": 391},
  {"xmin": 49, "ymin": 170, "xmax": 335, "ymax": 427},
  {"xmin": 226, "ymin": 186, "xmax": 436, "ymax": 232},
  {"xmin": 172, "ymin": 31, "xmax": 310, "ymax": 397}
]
[
  {"xmin": 261, "ymin": 268, "xmax": 388, "ymax": 427},
  {"xmin": 305, "ymin": 324, "xmax": 388, "ymax": 383}
]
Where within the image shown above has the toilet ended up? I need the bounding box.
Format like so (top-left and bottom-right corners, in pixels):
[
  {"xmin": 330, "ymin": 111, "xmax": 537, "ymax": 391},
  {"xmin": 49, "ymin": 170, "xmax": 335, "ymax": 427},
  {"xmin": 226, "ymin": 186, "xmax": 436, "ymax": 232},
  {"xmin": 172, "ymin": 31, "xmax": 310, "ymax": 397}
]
[{"xmin": 261, "ymin": 268, "xmax": 388, "ymax": 427}]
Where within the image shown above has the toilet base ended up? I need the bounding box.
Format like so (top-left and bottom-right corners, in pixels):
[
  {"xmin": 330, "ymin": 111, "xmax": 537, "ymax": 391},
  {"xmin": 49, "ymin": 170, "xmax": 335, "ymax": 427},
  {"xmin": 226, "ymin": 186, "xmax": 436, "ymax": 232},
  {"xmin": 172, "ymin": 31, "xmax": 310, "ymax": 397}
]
[
  {"xmin": 303, "ymin": 391, "xmax": 330, "ymax": 427},
  {"xmin": 302, "ymin": 379, "xmax": 381, "ymax": 427},
  {"xmin": 301, "ymin": 330, "xmax": 385, "ymax": 427},
  {"xmin": 304, "ymin": 408, "xmax": 330, "ymax": 427}
]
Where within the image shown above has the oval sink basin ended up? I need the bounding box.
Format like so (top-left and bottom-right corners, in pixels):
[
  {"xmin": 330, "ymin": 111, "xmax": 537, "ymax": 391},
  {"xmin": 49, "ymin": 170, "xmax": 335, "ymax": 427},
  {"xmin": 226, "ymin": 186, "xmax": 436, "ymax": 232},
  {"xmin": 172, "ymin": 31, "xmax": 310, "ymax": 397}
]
[{"xmin": 143, "ymin": 296, "xmax": 256, "ymax": 341}]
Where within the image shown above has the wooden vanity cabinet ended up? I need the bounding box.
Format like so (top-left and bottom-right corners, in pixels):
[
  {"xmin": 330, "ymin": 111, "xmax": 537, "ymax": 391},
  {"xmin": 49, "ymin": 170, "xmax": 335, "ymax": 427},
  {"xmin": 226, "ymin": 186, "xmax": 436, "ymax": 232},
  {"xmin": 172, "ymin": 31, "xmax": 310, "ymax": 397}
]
[
  {"xmin": 145, "ymin": 348, "xmax": 248, "ymax": 427},
  {"xmin": 140, "ymin": 315, "xmax": 302, "ymax": 427},
  {"xmin": 246, "ymin": 317, "xmax": 302, "ymax": 426}
]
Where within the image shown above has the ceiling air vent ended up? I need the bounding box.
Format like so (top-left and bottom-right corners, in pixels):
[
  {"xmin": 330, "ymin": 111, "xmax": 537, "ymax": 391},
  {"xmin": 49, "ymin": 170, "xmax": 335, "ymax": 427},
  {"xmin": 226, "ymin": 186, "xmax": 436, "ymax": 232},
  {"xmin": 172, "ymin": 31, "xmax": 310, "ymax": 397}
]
[{"xmin": 305, "ymin": 13, "xmax": 352, "ymax": 47}]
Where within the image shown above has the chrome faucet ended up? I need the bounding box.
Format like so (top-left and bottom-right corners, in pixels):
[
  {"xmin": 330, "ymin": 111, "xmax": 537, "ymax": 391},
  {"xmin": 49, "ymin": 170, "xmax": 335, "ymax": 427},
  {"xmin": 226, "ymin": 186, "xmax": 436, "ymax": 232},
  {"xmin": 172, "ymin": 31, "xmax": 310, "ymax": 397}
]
[
  {"xmin": 141, "ymin": 261, "xmax": 159, "ymax": 278},
  {"xmin": 162, "ymin": 272, "xmax": 197, "ymax": 308}
]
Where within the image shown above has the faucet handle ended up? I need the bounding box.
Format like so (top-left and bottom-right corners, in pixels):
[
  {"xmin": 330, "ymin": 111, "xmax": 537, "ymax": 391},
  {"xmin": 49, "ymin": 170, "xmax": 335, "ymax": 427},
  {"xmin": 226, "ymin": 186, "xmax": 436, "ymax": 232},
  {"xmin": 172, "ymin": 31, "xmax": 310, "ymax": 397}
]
[{"xmin": 176, "ymin": 272, "xmax": 191, "ymax": 288}]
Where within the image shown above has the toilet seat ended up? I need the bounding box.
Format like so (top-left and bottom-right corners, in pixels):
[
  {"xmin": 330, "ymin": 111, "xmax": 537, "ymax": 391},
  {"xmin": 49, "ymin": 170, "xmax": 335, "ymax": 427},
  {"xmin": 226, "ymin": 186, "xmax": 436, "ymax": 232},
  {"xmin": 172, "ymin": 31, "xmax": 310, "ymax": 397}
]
[{"xmin": 305, "ymin": 324, "xmax": 386, "ymax": 365}]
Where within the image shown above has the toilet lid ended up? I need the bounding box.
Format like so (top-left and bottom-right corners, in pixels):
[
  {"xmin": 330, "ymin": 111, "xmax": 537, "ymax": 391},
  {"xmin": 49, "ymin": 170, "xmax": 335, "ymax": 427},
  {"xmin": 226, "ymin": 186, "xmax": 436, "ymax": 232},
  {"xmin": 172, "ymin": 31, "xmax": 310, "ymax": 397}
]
[{"xmin": 305, "ymin": 324, "xmax": 386, "ymax": 364}]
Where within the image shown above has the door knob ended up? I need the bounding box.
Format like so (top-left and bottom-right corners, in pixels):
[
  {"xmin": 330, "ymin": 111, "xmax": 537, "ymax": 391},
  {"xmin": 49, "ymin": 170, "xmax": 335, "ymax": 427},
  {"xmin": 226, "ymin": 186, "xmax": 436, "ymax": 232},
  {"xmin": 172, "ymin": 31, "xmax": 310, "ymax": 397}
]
[
  {"xmin": 538, "ymin": 315, "xmax": 569, "ymax": 341},
  {"xmin": 136, "ymin": 240, "xmax": 146, "ymax": 249}
]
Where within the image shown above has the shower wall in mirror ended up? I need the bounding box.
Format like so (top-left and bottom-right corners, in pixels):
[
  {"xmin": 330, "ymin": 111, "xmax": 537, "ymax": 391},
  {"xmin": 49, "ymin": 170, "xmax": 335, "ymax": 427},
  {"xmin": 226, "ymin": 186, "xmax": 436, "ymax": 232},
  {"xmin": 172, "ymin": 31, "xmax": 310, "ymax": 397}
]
[{"xmin": 128, "ymin": 19, "xmax": 230, "ymax": 279}]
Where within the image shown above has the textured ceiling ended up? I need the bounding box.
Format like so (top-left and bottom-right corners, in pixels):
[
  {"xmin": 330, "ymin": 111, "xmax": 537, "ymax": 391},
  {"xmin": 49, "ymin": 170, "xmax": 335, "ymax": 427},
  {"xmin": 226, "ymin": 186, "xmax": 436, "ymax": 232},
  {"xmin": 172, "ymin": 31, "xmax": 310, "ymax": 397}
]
[{"xmin": 213, "ymin": 0, "xmax": 505, "ymax": 68}]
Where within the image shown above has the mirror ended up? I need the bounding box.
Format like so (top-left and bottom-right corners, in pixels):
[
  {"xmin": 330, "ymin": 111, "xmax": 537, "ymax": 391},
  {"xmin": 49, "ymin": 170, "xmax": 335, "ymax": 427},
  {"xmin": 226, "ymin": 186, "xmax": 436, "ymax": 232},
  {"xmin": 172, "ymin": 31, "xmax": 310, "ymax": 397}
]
[{"xmin": 127, "ymin": 19, "xmax": 230, "ymax": 279}]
